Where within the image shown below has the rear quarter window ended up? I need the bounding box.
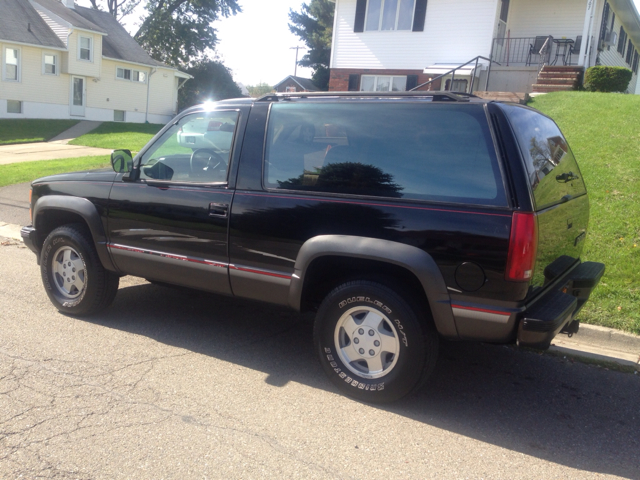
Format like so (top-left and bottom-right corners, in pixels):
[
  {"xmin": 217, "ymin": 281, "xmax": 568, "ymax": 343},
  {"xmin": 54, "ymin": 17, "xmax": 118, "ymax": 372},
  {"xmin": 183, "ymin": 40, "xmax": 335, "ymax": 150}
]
[
  {"xmin": 263, "ymin": 102, "xmax": 507, "ymax": 206},
  {"xmin": 499, "ymin": 104, "xmax": 587, "ymax": 210}
]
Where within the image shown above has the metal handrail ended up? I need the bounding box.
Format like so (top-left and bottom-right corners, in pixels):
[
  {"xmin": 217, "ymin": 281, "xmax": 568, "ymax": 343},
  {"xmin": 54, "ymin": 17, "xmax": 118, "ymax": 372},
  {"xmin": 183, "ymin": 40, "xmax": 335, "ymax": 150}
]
[
  {"xmin": 537, "ymin": 36, "xmax": 552, "ymax": 74},
  {"xmin": 409, "ymin": 56, "xmax": 498, "ymax": 94}
]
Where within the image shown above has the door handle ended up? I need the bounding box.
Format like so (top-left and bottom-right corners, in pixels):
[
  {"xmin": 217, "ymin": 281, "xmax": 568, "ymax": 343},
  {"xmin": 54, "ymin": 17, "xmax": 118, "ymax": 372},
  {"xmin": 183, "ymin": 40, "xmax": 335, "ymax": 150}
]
[{"xmin": 209, "ymin": 202, "xmax": 229, "ymax": 217}]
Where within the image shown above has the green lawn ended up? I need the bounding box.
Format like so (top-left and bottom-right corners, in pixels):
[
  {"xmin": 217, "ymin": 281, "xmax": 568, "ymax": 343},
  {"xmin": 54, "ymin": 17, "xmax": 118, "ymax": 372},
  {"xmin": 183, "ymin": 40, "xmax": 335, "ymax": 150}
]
[
  {"xmin": 0, "ymin": 119, "xmax": 79, "ymax": 145},
  {"xmin": 0, "ymin": 156, "xmax": 110, "ymax": 188},
  {"xmin": 69, "ymin": 121, "xmax": 164, "ymax": 151},
  {"xmin": 529, "ymin": 91, "xmax": 640, "ymax": 334}
]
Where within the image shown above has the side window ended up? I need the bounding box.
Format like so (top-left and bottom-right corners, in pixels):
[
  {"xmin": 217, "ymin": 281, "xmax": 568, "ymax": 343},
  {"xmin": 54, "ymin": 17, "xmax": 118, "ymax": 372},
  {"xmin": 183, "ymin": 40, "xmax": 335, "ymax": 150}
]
[
  {"xmin": 264, "ymin": 103, "xmax": 507, "ymax": 206},
  {"xmin": 500, "ymin": 104, "xmax": 587, "ymax": 210},
  {"xmin": 139, "ymin": 110, "xmax": 239, "ymax": 184}
]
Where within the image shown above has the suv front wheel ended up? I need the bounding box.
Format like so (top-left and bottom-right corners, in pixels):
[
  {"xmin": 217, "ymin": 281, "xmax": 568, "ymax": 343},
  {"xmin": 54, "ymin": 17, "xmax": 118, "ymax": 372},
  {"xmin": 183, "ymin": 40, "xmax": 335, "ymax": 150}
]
[
  {"xmin": 314, "ymin": 280, "xmax": 438, "ymax": 403},
  {"xmin": 40, "ymin": 224, "xmax": 119, "ymax": 316}
]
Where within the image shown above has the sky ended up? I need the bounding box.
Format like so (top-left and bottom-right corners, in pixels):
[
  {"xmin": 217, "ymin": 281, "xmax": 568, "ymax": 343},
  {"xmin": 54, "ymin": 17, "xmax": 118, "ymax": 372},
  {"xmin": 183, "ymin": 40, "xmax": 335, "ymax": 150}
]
[
  {"xmin": 76, "ymin": 0, "xmax": 313, "ymax": 87},
  {"xmin": 76, "ymin": 0, "xmax": 640, "ymax": 87}
]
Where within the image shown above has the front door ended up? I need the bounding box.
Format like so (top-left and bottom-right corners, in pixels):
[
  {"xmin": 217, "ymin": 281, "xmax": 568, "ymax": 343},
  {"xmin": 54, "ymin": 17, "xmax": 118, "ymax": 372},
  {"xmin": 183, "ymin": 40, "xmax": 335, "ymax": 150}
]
[
  {"xmin": 107, "ymin": 108, "xmax": 247, "ymax": 295},
  {"xmin": 70, "ymin": 76, "xmax": 85, "ymax": 116}
]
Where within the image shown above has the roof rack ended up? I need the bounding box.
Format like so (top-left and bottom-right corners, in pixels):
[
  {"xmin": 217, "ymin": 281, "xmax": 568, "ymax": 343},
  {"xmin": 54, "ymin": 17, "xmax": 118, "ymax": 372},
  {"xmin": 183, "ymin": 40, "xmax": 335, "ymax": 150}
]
[{"xmin": 256, "ymin": 91, "xmax": 477, "ymax": 102}]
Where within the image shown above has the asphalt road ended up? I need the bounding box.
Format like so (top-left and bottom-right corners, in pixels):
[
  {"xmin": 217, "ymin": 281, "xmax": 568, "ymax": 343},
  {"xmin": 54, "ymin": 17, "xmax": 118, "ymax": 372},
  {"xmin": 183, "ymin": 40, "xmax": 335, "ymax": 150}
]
[
  {"xmin": 0, "ymin": 182, "xmax": 30, "ymax": 226},
  {"xmin": 1, "ymin": 241, "xmax": 639, "ymax": 479}
]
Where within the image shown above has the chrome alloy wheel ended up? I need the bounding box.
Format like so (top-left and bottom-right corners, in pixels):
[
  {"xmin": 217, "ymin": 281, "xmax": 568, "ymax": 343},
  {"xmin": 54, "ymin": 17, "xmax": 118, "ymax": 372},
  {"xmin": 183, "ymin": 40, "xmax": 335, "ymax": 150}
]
[
  {"xmin": 334, "ymin": 306, "xmax": 401, "ymax": 379},
  {"xmin": 51, "ymin": 246, "xmax": 86, "ymax": 299}
]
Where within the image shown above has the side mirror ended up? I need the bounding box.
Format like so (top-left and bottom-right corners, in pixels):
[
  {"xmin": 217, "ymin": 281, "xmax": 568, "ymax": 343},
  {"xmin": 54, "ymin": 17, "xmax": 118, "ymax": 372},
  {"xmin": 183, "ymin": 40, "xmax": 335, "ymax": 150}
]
[{"xmin": 111, "ymin": 149, "xmax": 133, "ymax": 173}]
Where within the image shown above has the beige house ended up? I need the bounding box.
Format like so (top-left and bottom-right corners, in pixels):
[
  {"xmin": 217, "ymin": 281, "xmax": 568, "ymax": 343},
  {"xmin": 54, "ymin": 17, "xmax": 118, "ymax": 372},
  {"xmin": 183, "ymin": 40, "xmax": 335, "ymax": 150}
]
[{"xmin": 0, "ymin": 0, "xmax": 191, "ymax": 123}]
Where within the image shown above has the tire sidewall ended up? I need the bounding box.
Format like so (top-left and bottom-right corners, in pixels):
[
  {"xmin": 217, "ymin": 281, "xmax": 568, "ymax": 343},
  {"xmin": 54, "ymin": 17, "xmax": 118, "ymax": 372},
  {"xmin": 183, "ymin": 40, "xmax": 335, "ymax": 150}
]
[
  {"xmin": 41, "ymin": 228, "xmax": 93, "ymax": 313},
  {"xmin": 315, "ymin": 283, "xmax": 426, "ymax": 402}
]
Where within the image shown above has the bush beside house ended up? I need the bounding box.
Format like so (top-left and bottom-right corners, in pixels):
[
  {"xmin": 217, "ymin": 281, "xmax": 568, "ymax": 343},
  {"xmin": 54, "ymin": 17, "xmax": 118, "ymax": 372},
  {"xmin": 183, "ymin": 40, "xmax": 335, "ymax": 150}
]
[{"xmin": 584, "ymin": 66, "xmax": 633, "ymax": 92}]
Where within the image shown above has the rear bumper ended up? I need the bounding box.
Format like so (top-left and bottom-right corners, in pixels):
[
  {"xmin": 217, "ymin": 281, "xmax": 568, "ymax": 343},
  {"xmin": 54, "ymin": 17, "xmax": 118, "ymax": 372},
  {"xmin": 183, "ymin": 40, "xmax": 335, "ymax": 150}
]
[
  {"xmin": 517, "ymin": 261, "xmax": 605, "ymax": 349},
  {"xmin": 20, "ymin": 225, "xmax": 39, "ymax": 258}
]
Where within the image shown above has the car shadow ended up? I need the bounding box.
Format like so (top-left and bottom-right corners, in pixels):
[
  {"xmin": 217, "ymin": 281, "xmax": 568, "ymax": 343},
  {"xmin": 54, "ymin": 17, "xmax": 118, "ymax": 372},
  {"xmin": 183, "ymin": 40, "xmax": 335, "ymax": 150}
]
[{"xmin": 86, "ymin": 282, "xmax": 640, "ymax": 478}]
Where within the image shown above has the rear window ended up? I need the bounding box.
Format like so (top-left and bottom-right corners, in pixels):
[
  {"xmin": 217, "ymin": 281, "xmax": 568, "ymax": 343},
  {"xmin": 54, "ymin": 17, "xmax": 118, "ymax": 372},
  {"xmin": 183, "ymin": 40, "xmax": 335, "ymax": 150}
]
[
  {"xmin": 263, "ymin": 102, "xmax": 507, "ymax": 206},
  {"xmin": 500, "ymin": 104, "xmax": 587, "ymax": 210}
]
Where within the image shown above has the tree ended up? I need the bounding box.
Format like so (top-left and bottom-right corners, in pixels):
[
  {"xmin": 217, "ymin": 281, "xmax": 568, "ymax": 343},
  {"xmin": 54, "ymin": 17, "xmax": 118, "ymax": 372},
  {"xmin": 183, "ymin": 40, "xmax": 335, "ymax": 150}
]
[
  {"xmin": 245, "ymin": 83, "xmax": 275, "ymax": 98},
  {"xmin": 288, "ymin": 0, "xmax": 334, "ymax": 90},
  {"xmin": 179, "ymin": 60, "xmax": 242, "ymax": 110},
  {"xmin": 88, "ymin": 0, "xmax": 241, "ymax": 67}
]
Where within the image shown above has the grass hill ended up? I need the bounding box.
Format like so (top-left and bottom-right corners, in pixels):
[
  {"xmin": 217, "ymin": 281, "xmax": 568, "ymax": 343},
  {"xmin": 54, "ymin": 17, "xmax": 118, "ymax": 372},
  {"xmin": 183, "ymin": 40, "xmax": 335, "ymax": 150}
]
[{"xmin": 530, "ymin": 92, "xmax": 640, "ymax": 334}]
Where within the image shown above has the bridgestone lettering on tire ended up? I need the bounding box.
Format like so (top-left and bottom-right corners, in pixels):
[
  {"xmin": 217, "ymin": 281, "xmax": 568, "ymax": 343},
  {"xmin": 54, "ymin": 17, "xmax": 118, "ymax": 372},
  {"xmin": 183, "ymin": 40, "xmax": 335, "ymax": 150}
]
[
  {"xmin": 40, "ymin": 224, "xmax": 119, "ymax": 316},
  {"xmin": 313, "ymin": 280, "xmax": 438, "ymax": 403}
]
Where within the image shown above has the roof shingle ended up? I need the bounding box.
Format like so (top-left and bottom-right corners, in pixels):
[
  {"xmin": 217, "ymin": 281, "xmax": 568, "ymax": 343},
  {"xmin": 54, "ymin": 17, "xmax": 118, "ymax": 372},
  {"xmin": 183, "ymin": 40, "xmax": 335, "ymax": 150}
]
[{"xmin": 0, "ymin": 0, "xmax": 66, "ymax": 49}]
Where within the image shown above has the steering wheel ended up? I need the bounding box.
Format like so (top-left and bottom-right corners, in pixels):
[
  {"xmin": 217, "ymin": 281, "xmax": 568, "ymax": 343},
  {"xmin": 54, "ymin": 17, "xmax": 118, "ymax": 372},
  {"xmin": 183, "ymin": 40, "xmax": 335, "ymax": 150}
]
[{"xmin": 189, "ymin": 149, "xmax": 227, "ymax": 178}]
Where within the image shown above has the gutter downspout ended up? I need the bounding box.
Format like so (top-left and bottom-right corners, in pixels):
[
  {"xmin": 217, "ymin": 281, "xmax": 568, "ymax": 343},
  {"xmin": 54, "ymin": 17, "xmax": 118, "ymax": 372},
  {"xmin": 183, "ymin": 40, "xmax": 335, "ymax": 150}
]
[{"xmin": 145, "ymin": 67, "xmax": 157, "ymax": 123}]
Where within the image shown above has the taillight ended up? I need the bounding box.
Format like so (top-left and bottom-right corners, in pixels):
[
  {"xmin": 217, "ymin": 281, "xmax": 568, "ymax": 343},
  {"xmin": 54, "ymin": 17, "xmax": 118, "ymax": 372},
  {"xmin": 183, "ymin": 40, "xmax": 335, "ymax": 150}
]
[
  {"xmin": 29, "ymin": 188, "xmax": 32, "ymax": 223},
  {"xmin": 505, "ymin": 212, "xmax": 538, "ymax": 282}
]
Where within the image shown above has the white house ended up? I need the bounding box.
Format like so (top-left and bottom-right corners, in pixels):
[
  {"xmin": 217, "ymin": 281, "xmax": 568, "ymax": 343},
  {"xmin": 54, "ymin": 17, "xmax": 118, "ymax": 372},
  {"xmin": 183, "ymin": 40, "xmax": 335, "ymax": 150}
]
[
  {"xmin": 328, "ymin": 0, "xmax": 640, "ymax": 94},
  {"xmin": 0, "ymin": 0, "xmax": 191, "ymax": 123}
]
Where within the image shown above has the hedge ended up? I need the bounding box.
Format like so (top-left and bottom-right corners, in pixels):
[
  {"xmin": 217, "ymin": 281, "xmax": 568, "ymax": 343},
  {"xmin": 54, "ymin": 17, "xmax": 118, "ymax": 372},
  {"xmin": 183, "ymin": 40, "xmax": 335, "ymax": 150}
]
[{"xmin": 584, "ymin": 66, "xmax": 633, "ymax": 92}]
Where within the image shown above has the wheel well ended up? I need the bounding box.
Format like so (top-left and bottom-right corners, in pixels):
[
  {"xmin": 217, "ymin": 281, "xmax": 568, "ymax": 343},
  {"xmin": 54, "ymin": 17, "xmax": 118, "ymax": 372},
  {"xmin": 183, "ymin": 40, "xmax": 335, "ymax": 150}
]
[
  {"xmin": 35, "ymin": 210, "xmax": 90, "ymax": 249},
  {"xmin": 300, "ymin": 255, "xmax": 432, "ymax": 320}
]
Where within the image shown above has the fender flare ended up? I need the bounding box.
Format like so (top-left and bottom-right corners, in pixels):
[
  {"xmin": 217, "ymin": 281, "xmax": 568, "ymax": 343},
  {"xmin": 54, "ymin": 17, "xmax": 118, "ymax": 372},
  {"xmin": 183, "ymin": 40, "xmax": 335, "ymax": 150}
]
[
  {"xmin": 289, "ymin": 235, "xmax": 458, "ymax": 339},
  {"xmin": 33, "ymin": 195, "xmax": 117, "ymax": 272}
]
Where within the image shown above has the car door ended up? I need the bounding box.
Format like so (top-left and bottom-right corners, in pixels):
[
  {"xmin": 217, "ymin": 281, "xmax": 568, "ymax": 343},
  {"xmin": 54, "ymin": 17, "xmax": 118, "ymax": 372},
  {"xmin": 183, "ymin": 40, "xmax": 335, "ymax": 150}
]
[{"xmin": 107, "ymin": 106, "xmax": 249, "ymax": 294}]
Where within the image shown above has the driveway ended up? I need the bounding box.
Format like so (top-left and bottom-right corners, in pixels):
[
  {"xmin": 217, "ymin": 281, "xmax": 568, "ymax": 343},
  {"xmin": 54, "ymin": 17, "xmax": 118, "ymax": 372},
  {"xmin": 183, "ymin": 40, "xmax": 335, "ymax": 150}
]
[{"xmin": 0, "ymin": 143, "xmax": 112, "ymax": 165}]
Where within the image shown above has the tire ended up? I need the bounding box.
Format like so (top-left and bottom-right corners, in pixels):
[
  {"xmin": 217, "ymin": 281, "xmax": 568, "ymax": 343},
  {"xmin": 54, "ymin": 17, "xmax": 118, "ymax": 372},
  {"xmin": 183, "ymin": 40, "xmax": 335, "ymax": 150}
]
[
  {"xmin": 40, "ymin": 224, "xmax": 119, "ymax": 316},
  {"xmin": 313, "ymin": 280, "xmax": 438, "ymax": 403}
]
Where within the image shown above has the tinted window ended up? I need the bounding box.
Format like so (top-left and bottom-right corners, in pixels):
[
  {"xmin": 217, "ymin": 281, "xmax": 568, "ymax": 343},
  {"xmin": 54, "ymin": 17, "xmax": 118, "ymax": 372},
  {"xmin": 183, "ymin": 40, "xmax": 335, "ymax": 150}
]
[
  {"xmin": 139, "ymin": 110, "xmax": 239, "ymax": 183},
  {"xmin": 264, "ymin": 103, "xmax": 506, "ymax": 206},
  {"xmin": 500, "ymin": 104, "xmax": 587, "ymax": 210}
]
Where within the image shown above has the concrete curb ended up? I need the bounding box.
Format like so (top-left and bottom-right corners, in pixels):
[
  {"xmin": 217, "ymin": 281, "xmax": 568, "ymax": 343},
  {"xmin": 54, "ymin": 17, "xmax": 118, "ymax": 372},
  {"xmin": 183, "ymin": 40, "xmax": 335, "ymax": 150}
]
[{"xmin": 0, "ymin": 222, "xmax": 22, "ymax": 241}]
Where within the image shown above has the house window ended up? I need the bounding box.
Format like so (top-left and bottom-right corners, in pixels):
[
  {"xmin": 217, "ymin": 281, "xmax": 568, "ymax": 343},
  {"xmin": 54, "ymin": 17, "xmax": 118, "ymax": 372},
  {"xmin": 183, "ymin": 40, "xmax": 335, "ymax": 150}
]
[
  {"xmin": 7, "ymin": 100, "xmax": 22, "ymax": 114},
  {"xmin": 117, "ymin": 67, "xmax": 146, "ymax": 83},
  {"xmin": 360, "ymin": 75, "xmax": 407, "ymax": 91},
  {"xmin": 286, "ymin": 86, "xmax": 297, "ymax": 92},
  {"xmin": 444, "ymin": 79, "xmax": 468, "ymax": 92},
  {"xmin": 365, "ymin": 0, "xmax": 416, "ymax": 31},
  {"xmin": 79, "ymin": 36, "xmax": 92, "ymax": 61},
  {"xmin": 633, "ymin": 51, "xmax": 639, "ymax": 74},
  {"xmin": 117, "ymin": 67, "xmax": 131, "ymax": 80},
  {"xmin": 114, "ymin": 110, "xmax": 126, "ymax": 122},
  {"xmin": 626, "ymin": 40, "xmax": 633, "ymax": 64},
  {"xmin": 133, "ymin": 70, "xmax": 146, "ymax": 83},
  {"xmin": 44, "ymin": 53, "xmax": 57, "ymax": 75},
  {"xmin": 4, "ymin": 47, "xmax": 19, "ymax": 81}
]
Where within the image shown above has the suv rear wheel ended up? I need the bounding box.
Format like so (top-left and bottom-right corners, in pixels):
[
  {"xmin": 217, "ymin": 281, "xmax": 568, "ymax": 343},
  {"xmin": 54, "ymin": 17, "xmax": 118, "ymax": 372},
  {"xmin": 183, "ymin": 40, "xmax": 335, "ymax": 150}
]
[
  {"xmin": 313, "ymin": 280, "xmax": 438, "ymax": 403},
  {"xmin": 40, "ymin": 224, "xmax": 119, "ymax": 316}
]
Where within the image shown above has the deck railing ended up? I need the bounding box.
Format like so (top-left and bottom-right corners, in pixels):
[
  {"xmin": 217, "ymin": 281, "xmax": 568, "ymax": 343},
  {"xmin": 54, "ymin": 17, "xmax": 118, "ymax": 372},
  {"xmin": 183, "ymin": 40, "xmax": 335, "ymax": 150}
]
[{"xmin": 490, "ymin": 37, "xmax": 553, "ymax": 66}]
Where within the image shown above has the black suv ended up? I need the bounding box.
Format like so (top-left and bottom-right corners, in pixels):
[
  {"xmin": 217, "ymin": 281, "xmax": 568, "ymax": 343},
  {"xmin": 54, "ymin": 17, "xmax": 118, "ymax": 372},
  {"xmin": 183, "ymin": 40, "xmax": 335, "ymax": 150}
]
[{"xmin": 21, "ymin": 92, "xmax": 604, "ymax": 402}]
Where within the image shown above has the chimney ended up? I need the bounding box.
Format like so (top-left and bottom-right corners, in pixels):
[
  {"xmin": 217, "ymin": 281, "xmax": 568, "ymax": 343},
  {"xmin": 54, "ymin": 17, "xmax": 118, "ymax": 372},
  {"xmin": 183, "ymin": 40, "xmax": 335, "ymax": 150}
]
[{"xmin": 62, "ymin": 0, "xmax": 75, "ymax": 8}]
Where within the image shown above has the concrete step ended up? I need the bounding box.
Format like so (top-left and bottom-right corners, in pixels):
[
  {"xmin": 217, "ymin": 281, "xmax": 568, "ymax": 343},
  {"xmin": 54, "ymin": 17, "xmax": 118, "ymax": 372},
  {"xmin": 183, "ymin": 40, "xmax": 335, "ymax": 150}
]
[
  {"xmin": 536, "ymin": 78, "xmax": 576, "ymax": 85},
  {"xmin": 541, "ymin": 66, "xmax": 584, "ymax": 73},
  {"xmin": 532, "ymin": 84, "xmax": 575, "ymax": 92},
  {"xmin": 538, "ymin": 73, "xmax": 581, "ymax": 80}
]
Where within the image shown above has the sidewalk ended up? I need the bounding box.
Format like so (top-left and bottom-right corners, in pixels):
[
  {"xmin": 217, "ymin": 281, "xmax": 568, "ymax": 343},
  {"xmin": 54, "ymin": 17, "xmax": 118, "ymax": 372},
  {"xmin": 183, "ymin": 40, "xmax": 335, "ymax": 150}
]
[{"xmin": 0, "ymin": 121, "xmax": 112, "ymax": 165}]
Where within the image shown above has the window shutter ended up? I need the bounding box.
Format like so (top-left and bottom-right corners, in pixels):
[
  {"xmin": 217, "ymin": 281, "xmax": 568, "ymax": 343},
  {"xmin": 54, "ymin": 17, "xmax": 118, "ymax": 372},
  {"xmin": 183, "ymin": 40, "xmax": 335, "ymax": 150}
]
[
  {"xmin": 412, "ymin": 0, "xmax": 428, "ymax": 32},
  {"xmin": 354, "ymin": 0, "xmax": 367, "ymax": 33},
  {"xmin": 406, "ymin": 75, "xmax": 419, "ymax": 90},
  {"xmin": 348, "ymin": 74, "xmax": 361, "ymax": 91},
  {"xmin": 599, "ymin": 2, "xmax": 609, "ymax": 43}
]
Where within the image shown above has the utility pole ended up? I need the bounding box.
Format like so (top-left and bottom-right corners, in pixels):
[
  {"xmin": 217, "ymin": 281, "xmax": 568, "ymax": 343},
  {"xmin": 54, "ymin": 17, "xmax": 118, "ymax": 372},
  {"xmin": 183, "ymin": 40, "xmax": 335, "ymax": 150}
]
[{"xmin": 290, "ymin": 46, "xmax": 306, "ymax": 76}]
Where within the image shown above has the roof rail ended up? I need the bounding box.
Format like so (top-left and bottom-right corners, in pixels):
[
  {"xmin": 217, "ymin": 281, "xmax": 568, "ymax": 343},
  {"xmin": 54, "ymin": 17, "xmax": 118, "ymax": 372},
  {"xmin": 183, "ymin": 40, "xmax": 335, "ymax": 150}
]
[{"xmin": 256, "ymin": 91, "xmax": 475, "ymax": 102}]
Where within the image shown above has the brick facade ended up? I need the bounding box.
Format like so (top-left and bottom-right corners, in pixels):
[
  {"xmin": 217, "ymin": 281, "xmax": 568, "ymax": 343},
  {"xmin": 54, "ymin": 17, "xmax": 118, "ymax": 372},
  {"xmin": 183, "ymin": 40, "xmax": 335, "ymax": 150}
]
[{"xmin": 329, "ymin": 68, "xmax": 442, "ymax": 91}]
